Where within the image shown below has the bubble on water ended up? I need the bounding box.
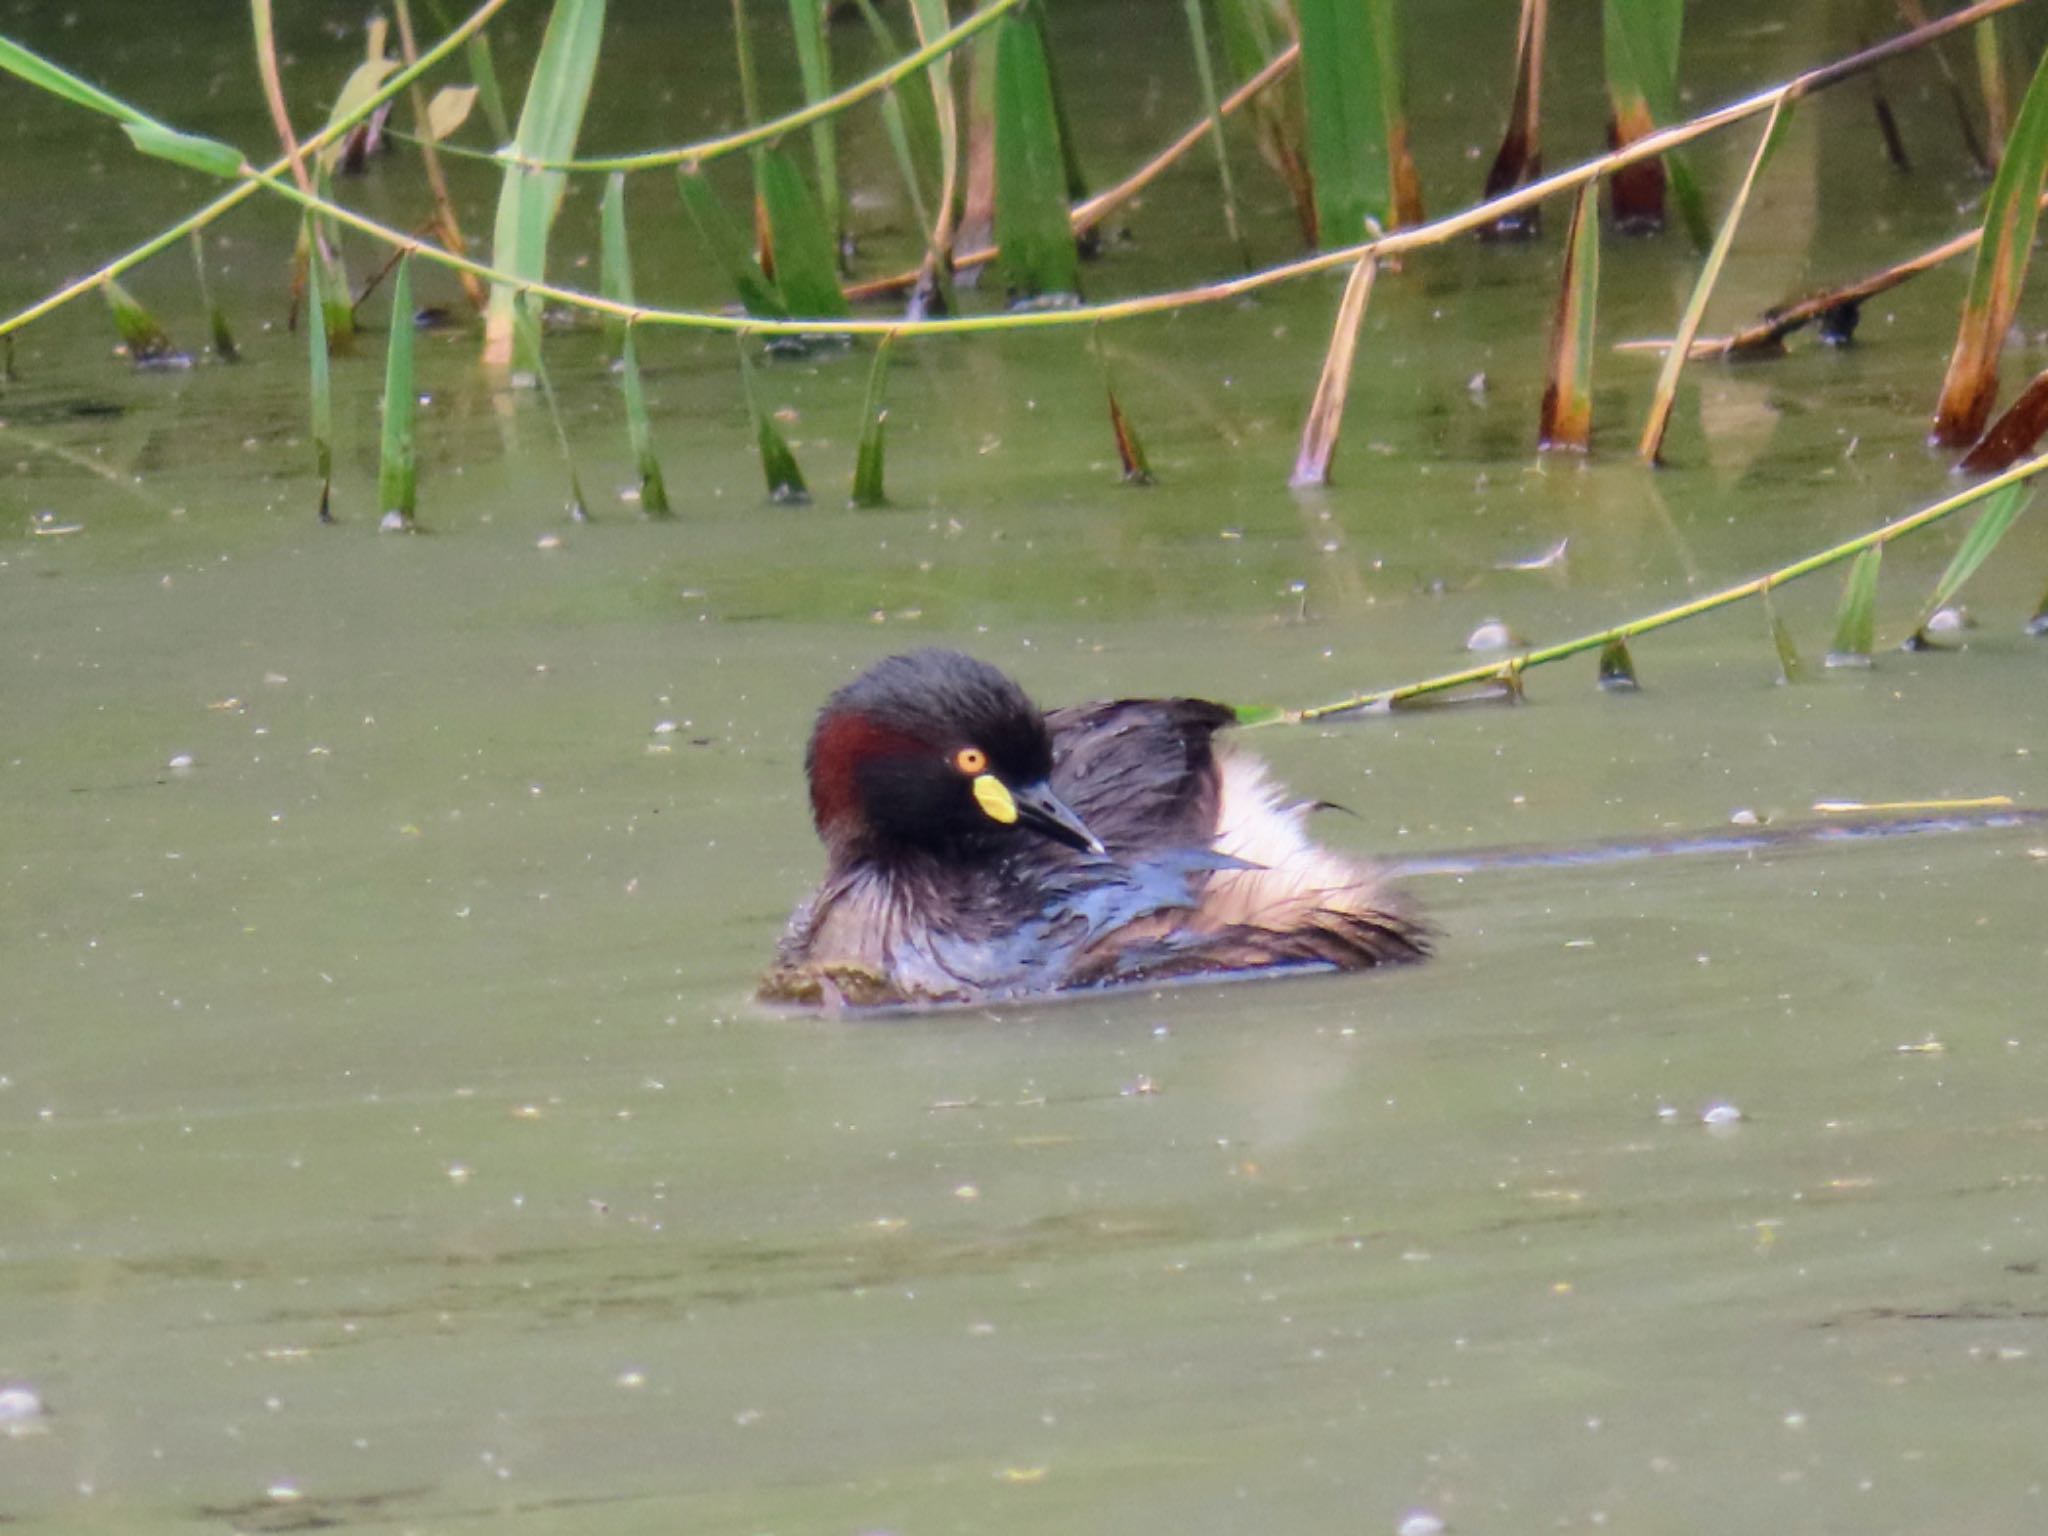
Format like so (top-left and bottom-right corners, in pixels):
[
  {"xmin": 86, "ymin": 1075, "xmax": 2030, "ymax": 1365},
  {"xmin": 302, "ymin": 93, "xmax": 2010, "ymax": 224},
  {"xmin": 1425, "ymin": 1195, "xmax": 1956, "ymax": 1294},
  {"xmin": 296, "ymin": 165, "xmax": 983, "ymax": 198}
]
[
  {"xmin": 267, "ymin": 1482, "xmax": 302, "ymax": 1503},
  {"xmin": 0, "ymin": 1385, "xmax": 45, "ymax": 1434},
  {"xmin": 1397, "ymin": 1512, "xmax": 1447, "ymax": 1536},
  {"xmin": 1464, "ymin": 618, "xmax": 1521, "ymax": 652},
  {"xmin": 167, "ymin": 753, "xmax": 195, "ymax": 771},
  {"xmin": 378, "ymin": 512, "xmax": 408, "ymax": 533},
  {"xmin": 1701, "ymin": 1102, "xmax": 1743, "ymax": 1127}
]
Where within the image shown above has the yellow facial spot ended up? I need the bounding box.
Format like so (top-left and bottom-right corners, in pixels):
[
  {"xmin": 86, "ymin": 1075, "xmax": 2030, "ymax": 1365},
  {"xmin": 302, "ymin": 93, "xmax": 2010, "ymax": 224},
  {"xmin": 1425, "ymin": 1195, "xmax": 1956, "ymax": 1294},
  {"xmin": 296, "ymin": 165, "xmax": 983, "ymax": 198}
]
[{"xmin": 972, "ymin": 774, "xmax": 1018, "ymax": 825}]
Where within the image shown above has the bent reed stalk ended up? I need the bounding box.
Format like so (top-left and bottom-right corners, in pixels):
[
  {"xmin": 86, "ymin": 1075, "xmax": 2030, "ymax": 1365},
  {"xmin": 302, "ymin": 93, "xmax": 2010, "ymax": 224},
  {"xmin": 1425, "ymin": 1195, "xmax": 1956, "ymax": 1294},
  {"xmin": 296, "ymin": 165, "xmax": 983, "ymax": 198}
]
[
  {"xmin": 1273, "ymin": 448, "xmax": 2048, "ymax": 725},
  {"xmin": 195, "ymin": 0, "xmax": 2024, "ymax": 351},
  {"xmin": 3, "ymin": 0, "xmax": 2018, "ymax": 346}
]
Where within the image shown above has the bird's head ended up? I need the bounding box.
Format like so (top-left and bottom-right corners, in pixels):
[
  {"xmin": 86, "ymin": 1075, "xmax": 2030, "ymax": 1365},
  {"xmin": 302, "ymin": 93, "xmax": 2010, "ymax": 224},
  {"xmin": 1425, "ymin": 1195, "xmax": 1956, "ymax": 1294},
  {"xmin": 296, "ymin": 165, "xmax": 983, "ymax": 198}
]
[{"xmin": 806, "ymin": 650, "xmax": 1104, "ymax": 862}]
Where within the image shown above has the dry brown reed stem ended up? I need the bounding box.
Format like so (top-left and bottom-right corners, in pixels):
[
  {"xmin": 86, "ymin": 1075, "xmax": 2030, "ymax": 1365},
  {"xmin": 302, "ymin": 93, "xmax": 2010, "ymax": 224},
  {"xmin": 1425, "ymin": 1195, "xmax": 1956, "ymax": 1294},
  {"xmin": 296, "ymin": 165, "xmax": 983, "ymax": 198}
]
[
  {"xmin": 1290, "ymin": 253, "xmax": 1376, "ymax": 487},
  {"xmin": 393, "ymin": 0, "xmax": 486, "ymax": 311},
  {"xmin": 249, "ymin": 0, "xmax": 315, "ymax": 198},
  {"xmin": 1620, "ymin": 188, "xmax": 2048, "ymax": 360},
  {"xmin": 230, "ymin": 0, "xmax": 2024, "ymax": 344},
  {"xmin": 845, "ymin": 42, "xmax": 1302, "ymax": 302}
]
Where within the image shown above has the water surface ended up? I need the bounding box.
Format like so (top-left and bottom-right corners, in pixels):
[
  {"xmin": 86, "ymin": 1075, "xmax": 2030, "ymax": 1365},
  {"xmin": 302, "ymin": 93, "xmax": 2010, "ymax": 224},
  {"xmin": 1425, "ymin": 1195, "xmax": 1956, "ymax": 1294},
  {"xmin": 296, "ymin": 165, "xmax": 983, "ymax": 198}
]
[{"xmin": 4, "ymin": 2, "xmax": 2047, "ymax": 1530}]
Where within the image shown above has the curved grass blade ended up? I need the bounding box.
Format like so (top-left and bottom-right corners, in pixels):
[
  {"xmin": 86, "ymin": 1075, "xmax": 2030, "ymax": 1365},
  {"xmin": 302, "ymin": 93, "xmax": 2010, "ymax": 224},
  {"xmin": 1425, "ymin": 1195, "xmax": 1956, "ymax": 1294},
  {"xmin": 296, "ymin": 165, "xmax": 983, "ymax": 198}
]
[
  {"xmin": 1481, "ymin": 0, "xmax": 1548, "ymax": 240},
  {"xmin": 599, "ymin": 171, "xmax": 633, "ymax": 349},
  {"xmin": 600, "ymin": 173, "xmax": 670, "ymax": 515},
  {"xmin": 378, "ymin": 255, "xmax": 418, "ymax": 525},
  {"xmin": 618, "ymin": 329, "xmax": 669, "ymax": 515},
  {"xmin": 1909, "ymin": 481, "xmax": 2030, "ymax": 643},
  {"xmin": 737, "ymin": 339, "xmax": 809, "ymax": 503},
  {"xmin": 851, "ymin": 334, "xmax": 895, "ymax": 508},
  {"xmin": 1638, "ymin": 96, "xmax": 1791, "ymax": 465},
  {"xmin": 1931, "ymin": 38, "xmax": 2048, "ymax": 446},
  {"xmin": 993, "ymin": 7, "xmax": 1080, "ymax": 302},
  {"xmin": 509, "ymin": 304, "xmax": 591, "ymax": 521},
  {"xmin": 756, "ymin": 146, "xmax": 851, "ymax": 320},
  {"xmin": 1826, "ymin": 545, "xmax": 1882, "ymax": 666},
  {"xmin": 677, "ymin": 168, "xmax": 788, "ymax": 318},
  {"xmin": 1596, "ymin": 638, "xmax": 1638, "ymax": 690},
  {"xmin": 1290, "ymin": 254, "xmax": 1376, "ymax": 488},
  {"xmin": 1539, "ymin": 181, "xmax": 1598, "ymax": 452},
  {"xmin": 483, "ymin": 0, "xmax": 606, "ymax": 365},
  {"xmin": 1760, "ymin": 582, "xmax": 1804, "ymax": 684},
  {"xmin": 310, "ymin": 163, "xmax": 355, "ymax": 347},
  {"xmin": 306, "ymin": 246, "xmax": 334, "ymax": 521},
  {"xmin": 786, "ymin": 0, "xmax": 843, "ymax": 256},
  {"xmin": 189, "ymin": 231, "xmax": 239, "ymax": 362},
  {"xmin": 1181, "ymin": 0, "xmax": 1246, "ymax": 264}
]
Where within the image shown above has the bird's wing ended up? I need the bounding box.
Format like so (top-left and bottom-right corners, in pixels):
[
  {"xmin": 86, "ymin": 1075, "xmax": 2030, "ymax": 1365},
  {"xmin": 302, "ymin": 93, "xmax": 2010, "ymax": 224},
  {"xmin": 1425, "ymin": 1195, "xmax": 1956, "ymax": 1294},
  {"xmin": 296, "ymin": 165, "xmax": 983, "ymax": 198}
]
[{"xmin": 1044, "ymin": 697, "xmax": 1237, "ymax": 853}]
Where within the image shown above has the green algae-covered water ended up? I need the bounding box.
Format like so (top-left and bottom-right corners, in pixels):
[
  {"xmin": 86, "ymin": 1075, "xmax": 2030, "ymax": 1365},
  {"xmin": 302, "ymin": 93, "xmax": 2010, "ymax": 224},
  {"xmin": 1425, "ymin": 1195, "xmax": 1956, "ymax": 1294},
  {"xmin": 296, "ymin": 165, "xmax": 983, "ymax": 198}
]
[{"xmin": 4, "ymin": 2, "xmax": 2047, "ymax": 1531}]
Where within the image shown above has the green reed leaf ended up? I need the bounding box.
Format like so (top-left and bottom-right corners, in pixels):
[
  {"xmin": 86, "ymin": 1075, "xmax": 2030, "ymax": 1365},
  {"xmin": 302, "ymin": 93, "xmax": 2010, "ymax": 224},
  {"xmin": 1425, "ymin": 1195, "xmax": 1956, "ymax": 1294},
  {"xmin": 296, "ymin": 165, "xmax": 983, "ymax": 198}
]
[
  {"xmin": 122, "ymin": 122, "xmax": 244, "ymax": 178},
  {"xmin": 100, "ymin": 278, "xmax": 179, "ymax": 365},
  {"xmin": 852, "ymin": 334, "xmax": 895, "ymax": 508},
  {"xmin": 677, "ymin": 166, "xmax": 789, "ymax": 318},
  {"xmin": 1827, "ymin": 546, "xmax": 1882, "ymax": 665},
  {"xmin": 992, "ymin": 6, "xmax": 1079, "ymax": 302},
  {"xmin": 306, "ymin": 245, "xmax": 333, "ymax": 522},
  {"xmin": 1911, "ymin": 482, "xmax": 2031, "ymax": 642},
  {"xmin": 483, "ymin": 0, "xmax": 606, "ymax": 364},
  {"xmin": 738, "ymin": 340, "xmax": 809, "ymax": 503},
  {"xmin": 378, "ymin": 256, "xmax": 418, "ymax": 524},
  {"xmin": 786, "ymin": 0, "xmax": 842, "ymax": 253},
  {"xmin": 511, "ymin": 303, "xmax": 591, "ymax": 521},
  {"xmin": 1761, "ymin": 582, "xmax": 1803, "ymax": 684},
  {"xmin": 188, "ymin": 230, "xmax": 238, "ymax": 362},
  {"xmin": 756, "ymin": 146, "xmax": 851, "ymax": 320},
  {"xmin": 1596, "ymin": 638, "xmax": 1639, "ymax": 690},
  {"xmin": 618, "ymin": 328, "xmax": 669, "ymax": 516}
]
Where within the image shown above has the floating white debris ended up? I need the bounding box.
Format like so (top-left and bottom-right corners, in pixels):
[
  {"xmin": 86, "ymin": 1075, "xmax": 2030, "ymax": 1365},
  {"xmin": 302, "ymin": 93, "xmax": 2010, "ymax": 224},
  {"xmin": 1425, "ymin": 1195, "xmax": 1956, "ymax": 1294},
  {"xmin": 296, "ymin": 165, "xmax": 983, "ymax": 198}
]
[
  {"xmin": 266, "ymin": 1482, "xmax": 302, "ymax": 1503},
  {"xmin": 1701, "ymin": 1102, "xmax": 1743, "ymax": 1126},
  {"xmin": 1398, "ymin": 1511, "xmax": 1447, "ymax": 1536},
  {"xmin": 378, "ymin": 511, "xmax": 409, "ymax": 532},
  {"xmin": 653, "ymin": 720, "xmax": 678, "ymax": 735},
  {"xmin": 1464, "ymin": 618, "xmax": 1522, "ymax": 652},
  {"xmin": 1896, "ymin": 1037, "xmax": 1945, "ymax": 1055},
  {"xmin": 536, "ymin": 534, "xmax": 563, "ymax": 552},
  {"xmin": 0, "ymin": 1385, "xmax": 44, "ymax": 1432},
  {"xmin": 167, "ymin": 753, "xmax": 195, "ymax": 771}
]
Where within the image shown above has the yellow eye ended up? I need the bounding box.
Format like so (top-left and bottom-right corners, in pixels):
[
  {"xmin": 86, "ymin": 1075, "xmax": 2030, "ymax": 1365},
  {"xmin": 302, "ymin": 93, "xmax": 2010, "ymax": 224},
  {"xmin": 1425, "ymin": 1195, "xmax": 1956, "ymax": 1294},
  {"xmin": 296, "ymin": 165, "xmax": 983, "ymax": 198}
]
[{"xmin": 954, "ymin": 746, "xmax": 988, "ymax": 775}]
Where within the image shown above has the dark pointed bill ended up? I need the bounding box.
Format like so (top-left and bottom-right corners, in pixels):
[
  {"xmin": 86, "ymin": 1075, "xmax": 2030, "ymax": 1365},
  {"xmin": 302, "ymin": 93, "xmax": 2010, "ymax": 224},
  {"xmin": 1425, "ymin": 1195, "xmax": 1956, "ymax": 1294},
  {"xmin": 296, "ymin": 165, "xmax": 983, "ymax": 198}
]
[{"xmin": 1010, "ymin": 780, "xmax": 1106, "ymax": 856}]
